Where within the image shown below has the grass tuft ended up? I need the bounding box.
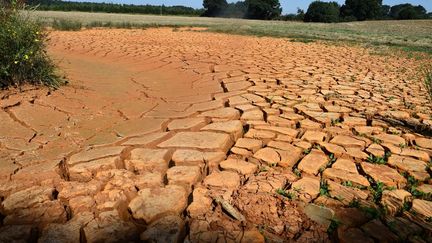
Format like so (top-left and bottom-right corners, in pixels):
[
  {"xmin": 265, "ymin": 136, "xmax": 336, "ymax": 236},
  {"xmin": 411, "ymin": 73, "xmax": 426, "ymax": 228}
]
[
  {"xmin": 0, "ymin": 2, "xmax": 64, "ymax": 88},
  {"xmin": 52, "ymin": 19, "xmax": 82, "ymax": 31}
]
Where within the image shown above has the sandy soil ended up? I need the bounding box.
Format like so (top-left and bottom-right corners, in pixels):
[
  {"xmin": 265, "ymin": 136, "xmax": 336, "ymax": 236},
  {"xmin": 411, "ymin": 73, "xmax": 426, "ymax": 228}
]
[{"xmin": 0, "ymin": 28, "xmax": 431, "ymax": 242}]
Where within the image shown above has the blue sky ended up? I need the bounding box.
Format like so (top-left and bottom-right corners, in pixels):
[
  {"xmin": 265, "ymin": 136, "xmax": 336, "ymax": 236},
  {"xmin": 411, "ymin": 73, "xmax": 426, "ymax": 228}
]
[{"xmin": 71, "ymin": 1, "xmax": 432, "ymax": 14}]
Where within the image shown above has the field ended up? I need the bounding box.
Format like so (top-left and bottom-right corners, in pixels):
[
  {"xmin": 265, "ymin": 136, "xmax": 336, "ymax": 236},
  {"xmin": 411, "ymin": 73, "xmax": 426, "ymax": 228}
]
[
  {"xmin": 32, "ymin": 10, "xmax": 432, "ymax": 53},
  {"xmin": 1, "ymin": 11, "xmax": 432, "ymax": 242}
]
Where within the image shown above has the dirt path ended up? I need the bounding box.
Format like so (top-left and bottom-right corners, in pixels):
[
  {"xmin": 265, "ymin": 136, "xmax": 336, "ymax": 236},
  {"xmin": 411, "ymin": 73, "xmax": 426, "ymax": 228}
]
[{"xmin": 0, "ymin": 28, "xmax": 431, "ymax": 242}]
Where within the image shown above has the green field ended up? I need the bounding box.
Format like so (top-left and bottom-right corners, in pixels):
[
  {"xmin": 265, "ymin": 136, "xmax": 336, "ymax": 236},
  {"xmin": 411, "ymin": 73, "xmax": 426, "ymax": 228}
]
[{"xmin": 32, "ymin": 10, "xmax": 432, "ymax": 54}]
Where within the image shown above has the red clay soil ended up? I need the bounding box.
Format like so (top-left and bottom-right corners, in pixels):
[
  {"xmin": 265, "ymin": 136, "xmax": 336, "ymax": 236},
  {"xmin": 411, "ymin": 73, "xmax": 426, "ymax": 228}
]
[{"xmin": 0, "ymin": 28, "xmax": 431, "ymax": 242}]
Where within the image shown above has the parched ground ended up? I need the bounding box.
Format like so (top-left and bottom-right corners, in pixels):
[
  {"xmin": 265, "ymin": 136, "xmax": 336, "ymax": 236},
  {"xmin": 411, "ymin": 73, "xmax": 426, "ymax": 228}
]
[{"xmin": 1, "ymin": 28, "xmax": 432, "ymax": 242}]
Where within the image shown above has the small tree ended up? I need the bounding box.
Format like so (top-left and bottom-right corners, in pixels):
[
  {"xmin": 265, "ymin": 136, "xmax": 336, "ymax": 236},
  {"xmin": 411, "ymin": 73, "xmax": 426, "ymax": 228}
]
[
  {"xmin": 304, "ymin": 1, "xmax": 340, "ymax": 23},
  {"xmin": 202, "ymin": 0, "xmax": 228, "ymax": 17},
  {"xmin": 340, "ymin": 0, "xmax": 382, "ymax": 21},
  {"xmin": 245, "ymin": 0, "xmax": 282, "ymax": 20}
]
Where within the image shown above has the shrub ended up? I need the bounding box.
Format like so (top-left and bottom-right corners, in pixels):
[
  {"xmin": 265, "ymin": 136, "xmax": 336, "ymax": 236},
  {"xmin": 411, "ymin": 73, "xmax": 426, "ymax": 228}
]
[
  {"xmin": 52, "ymin": 19, "xmax": 82, "ymax": 31},
  {"xmin": 0, "ymin": 1, "xmax": 63, "ymax": 88},
  {"xmin": 304, "ymin": 1, "xmax": 340, "ymax": 23}
]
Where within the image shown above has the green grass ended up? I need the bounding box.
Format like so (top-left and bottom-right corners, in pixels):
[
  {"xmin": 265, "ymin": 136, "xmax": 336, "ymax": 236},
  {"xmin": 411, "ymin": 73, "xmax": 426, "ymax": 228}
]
[
  {"xmin": 423, "ymin": 65, "xmax": 432, "ymax": 100},
  {"xmin": 1, "ymin": 6, "xmax": 63, "ymax": 88},
  {"xmin": 29, "ymin": 11, "xmax": 432, "ymax": 55},
  {"xmin": 52, "ymin": 19, "xmax": 82, "ymax": 31}
]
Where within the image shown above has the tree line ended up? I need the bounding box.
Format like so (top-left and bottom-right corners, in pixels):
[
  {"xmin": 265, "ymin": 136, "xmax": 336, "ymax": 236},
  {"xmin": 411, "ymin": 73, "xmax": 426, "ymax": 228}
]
[
  {"xmin": 202, "ymin": 0, "xmax": 281, "ymax": 19},
  {"xmin": 27, "ymin": 0, "xmax": 431, "ymax": 22},
  {"xmin": 302, "ymin": 0, "xmax": 431, "ymax": 23},
  {"xmin": 26, "ymin": 0, "xmax": 204, "ymax": 16}
]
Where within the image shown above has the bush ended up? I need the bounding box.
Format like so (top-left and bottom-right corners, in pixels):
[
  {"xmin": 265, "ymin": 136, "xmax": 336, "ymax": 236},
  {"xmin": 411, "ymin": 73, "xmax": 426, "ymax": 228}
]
[
  {"xmin": 0, "ymin": 1, "xmax": 63, "ymax": 88},
  {"xmin": 52, "ymin": 19, "xmax": 82, "ymax": 31},
  {"xmin": 304, "ymin": 1, "xmax": 340, "ymax": 23}
]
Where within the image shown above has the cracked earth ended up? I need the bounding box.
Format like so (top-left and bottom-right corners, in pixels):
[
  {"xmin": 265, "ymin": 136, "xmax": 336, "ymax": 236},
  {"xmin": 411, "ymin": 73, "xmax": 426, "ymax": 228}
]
[{"xmin": 1, "ymin": 28, "xmax": 432, "ymax": 242}]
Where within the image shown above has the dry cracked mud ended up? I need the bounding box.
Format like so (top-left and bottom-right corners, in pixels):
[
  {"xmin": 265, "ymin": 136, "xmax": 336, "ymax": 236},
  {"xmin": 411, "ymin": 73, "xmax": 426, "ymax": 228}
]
[{"xmin": 1, "ymin": 28, "xmax": 432, "ymax": 242}]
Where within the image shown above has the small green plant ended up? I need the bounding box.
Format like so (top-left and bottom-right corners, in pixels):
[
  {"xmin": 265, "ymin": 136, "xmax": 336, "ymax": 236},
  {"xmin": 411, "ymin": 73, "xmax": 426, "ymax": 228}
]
[
  {"xmin": 331, "ymin": 118, "xmax": 341, "ymax": 126},
  {"xmin": 303, "ymin": 148, "xmax": 311, "ymax": 155},
  {"xmin": 276, "ymin": 188, "xmax": 296, "ymax": 200},
  {"xmin": 367, "ymin": 155, "xmax": 387, "ymax": 165},
  {"xmin": 369, "ymin": 181, "xmax": 385, "ymax": 203},
  {"xmin": 319, "ymin": 180, "xmax": 330, "ymax": 197},
  {"xmin": 327, "ymin": 219, "xmax": 341, "ymax": 234},
  {"xmin": 402, "ymin": 201, "xmax": 412, "ymax": 212},
  {"xmin": 293, "ymin": 168, "xmax": 302, "ymax": 177},
  {"xmin": 348, "ymin": 199, "xmax": 360, "ymax": 208},
  {"xmin": 371, "ymin": 137, "xmax": 382, "ymax": 144},
  {"xmin": 276, "ymin": 188, "xmax": 287, "ymax": 196},
  {"xmin": 342, "ymin": 181, "xmax": 353, "ymax": 187},
  {"xmin": 52, "ymin": 19, "xmax": 82, "ymax": 31},
  {"xmin": 403, "ymin": 173, "xmax": 426, "ymax": 198},
  {"xmin": 327, "ymin": 153, "xmax": 336, "ymax": 166}
]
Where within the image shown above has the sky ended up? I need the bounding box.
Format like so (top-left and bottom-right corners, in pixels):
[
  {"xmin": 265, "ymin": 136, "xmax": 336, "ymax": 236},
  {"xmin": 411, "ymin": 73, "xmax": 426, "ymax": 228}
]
[{"xmin": 71, "ymin": 0, "xmax": 432, "ymax": 14}]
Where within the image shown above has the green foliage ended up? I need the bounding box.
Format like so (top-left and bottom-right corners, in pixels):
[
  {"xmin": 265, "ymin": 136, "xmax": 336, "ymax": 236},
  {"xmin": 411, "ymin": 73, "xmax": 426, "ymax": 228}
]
[
  {"xmin": 342, "ymin": 181, "xmax": 353, "ymax": 187},
  {"xmin": 320, "ymin": 180, "xmax": 330, "ymax": 196},
  {"xmin": 369, "ymin": 181, "xmax": 385, "ymax": 203},
  {"xmin": 380, "ymin": 4, "xmax": 391, "ymax": 19},
  {"xmin": 402, "ymin": 173, "xmax": 430, "ymax": 199},
  {"xmin": 348, "ymin": 198, "xmax": 360, "ymax": 208},
  {"xmin": 244, "ymin": 0, "xmax": 282, "ymax": 20},
  {"xmin": 222, "ymin": 2, "xmax": 247, "ymax": 18},
  {"xmin": 423, "ymin": 65, "xmax": 432, "ymax": 100},
  {"xmin": 390, "ymin": 4, "xmax": 428, "ymax": 20},
  {"xmin": 293, "ymin": 168, "xmax": 302, "ymax": 177},
  {"xmin": 276, "ymin": 188, "xmax": 296, "ymax": 199},
  {"xmin": 0, "ymin": 1, "xmax": 63, "ymax": 88},
  {"xmin": 203, "ymin": 0, "xmax": 228, "ymax": 17},
  {"xmin": 340, "ymin": 0, "xmax": 383, "ymax": 21},
  {"xmin": 278, "ymin": 8, "xmax": 305, "ymax": 21},
  {"xmin": 326, "ymin": 153, "xmax": 337, "ymax": 168},
  {"xmin": 367, "ymin": 155, "xmax": 387, "ymax": 165},
  {"xmin": 304, "ymin": 1, "xmax": 340, "ymax": 23},
  {"xmin": 327, "ymin": 219, "xmax": 341, "ymax": 234},
  {"xmin": 29, "ymin": 0, "xmax": 204, "ymax": 16},
  {"xmin": 52, "ymin": 19, "xmax": 82, "ymax": 31}
]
